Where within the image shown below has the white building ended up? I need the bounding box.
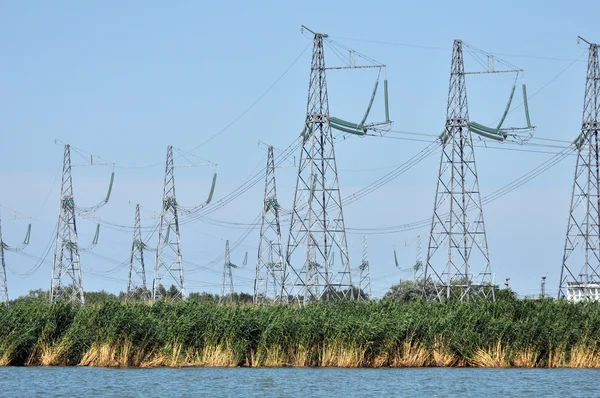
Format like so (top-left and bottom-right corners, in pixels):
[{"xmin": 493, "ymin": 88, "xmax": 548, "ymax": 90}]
[{"xmin": 566, "ymin": 282, "xmax": 600, "ymax": 302}]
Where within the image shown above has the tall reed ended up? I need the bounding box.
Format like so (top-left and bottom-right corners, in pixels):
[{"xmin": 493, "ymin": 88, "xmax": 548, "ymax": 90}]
[{"xmin": 1, "ymin": 299, "xmax": 600, "ymax": 367}]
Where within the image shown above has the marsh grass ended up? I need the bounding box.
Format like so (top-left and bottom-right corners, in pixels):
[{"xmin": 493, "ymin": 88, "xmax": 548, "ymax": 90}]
[{"xmin": 1, "ymin": 299, "xmax": 600, "ymax": 368}]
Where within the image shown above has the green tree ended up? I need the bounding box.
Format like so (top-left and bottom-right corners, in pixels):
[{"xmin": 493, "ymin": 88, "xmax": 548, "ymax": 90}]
[
  {"xmin": 84, "ymin": 290, "xmax": 118, "ymax": 305},
  {"xmin": 188, "ymin": 292, "xmax": 219, "ymax": 303},
  {"xmin": 383, "ymin": 278, "xmax": 436, "ymax": 303}
]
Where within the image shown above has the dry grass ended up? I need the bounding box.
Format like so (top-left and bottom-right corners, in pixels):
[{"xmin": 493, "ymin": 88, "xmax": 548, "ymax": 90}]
[
  {"xmin": 470, "ymin": 341, "xmax": 509, "ymax": 368},
  {"xmin": 141, "ymin": 342, "xmax": 197, "ymax": 367},
  {"xmin": 79, "ymin": 341, "xmax": 153, "ymax": 367},
  {"xmin": 288, "ymin": 345, "xmax": 314, "ymax": 367},
  {"xmin": 79, "ymin": 343, "xmax": 118, "ymax": 367},
  {"xmin": 510, "ymin": 348, "xmax": 539, "ymax": 368},
  {"xmin": 389, "ymin": 340, "xmax": 430, "ymax": 367},
  {"xmin": 370, "ymin": 352, "xmax": 390, "ymax": 368},
  {"xmin": 12, "ymin": 340, "xmax": 600, "ymax": 368},
  {"xmin": 320, "ymin": 343, "xmax": 366, "ymax": 367},
  {"xmin": 567, "ymin": 345, "xmax": 600, "ymax": 368},
  {"xmin": 0, "ymin": 352, "xmax": 11, "ymax": 366},
  {"xmin": 547, "ymin": 347, "xmax": 568, "ymax": 368},
  {"xmin": 432, "ymin": 338, "xmax": 458, "ymax": 367},
  {"xmin": 253, "ymin": 345, "xmax": 288, "ymax": 367},
  {"xmin": 26, "ymin": 343, "xmax": 59, "ymax": 366},
  {"xmin": 197, "ymin": 344, "xmax": 239, "ymax": 367}
]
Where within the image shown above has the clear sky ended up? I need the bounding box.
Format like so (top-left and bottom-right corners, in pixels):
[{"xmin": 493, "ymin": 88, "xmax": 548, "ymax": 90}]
[{"xmin": 1, "ymin": 0, "xmax": 599, "ymax": 299}]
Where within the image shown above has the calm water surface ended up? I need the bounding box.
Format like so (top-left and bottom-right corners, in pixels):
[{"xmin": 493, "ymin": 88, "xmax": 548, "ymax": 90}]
[{"xmin": 1, "ymin": 367, "xmax": 600, "ymax": 397}]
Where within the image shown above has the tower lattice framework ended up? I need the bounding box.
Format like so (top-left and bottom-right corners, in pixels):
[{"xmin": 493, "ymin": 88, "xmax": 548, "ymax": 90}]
[
  {"xmin": 153, "ymin": 145, "xmax": 185, "ymax": 300},
  {"xmin": 221, "ymin": 240, "xmax": 235, "ymax": 302},
  {"xmin": 559, "ymin": 39, "xmax": 600, "ymax": 300},
  {"xmin": 0, "ymin": 218, "xmax": 8, "ymax": 304},
  {"xmin": 358, "ymin": 236, "xmax": 371, "ymax": 298},
  {"xmin": 0, "ymin": 215, "xmax": 31, "ymax": 304},
  {"xmin": 424, "ymin": 40, "xmax": 494, "ymax": 302},
  {"xmin": 284, "ymin": 30, "xmax": 353, "ymax": 303},
  {"xmin": 51, "ymin": 144, "xmax": 85, "ymax": 304},
  {"xmin": 128, "ymin": 204, "xmax": 148, "ymax": 299},
  {"xmin": 254, "ymin": 146, "xmax": 285, "ymax": 304}
]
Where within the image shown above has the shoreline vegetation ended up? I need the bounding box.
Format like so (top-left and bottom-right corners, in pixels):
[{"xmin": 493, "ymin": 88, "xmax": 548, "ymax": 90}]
[
  {"xmin": 0, "ymin": 299, "xmax": 600, "ymax": 368},
  {"xmin": 2, "ymin": 298, "xmax": 600, "ymax": 368}
]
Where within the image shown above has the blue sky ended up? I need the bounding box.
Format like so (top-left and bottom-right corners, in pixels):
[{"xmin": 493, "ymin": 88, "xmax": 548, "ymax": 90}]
[{"xmin": 1, "ymin": 0, "xmax": 599, "ymax": 299}]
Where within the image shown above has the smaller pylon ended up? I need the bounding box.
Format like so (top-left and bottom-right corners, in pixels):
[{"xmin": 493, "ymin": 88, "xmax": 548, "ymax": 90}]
[
  {"xmin": 359, "ymin": 236, "xmax": 371, "ymax": 298},
  {"xmin": 221, "ymin": 240, "xmax": 236, "ymax": 302},
  {"xmin": 267, "ymin": 242, "xmax": 282, "ymax": 298},
  {"xmin": 128, "ymin": 204, "xmax": 148, "ymax": 299},
  {"xmin": 255, "ymin": 145, "xmax": 285, "ymax": 304},
  {"xmin": 0, "ymin": 218, "xmax": 8, "ymax": 304},
  {"xmin": 0, "ymin": 215, "xmax": 31, "ymax": 305},
  {"xmin": 414, "ymin": 235, "xmax": 423, "ymax": 280}
]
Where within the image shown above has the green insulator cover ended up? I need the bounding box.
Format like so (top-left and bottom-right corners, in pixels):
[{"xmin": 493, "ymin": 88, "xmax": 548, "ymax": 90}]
[
  {"xmin": 384, "ymin": 79, "xmax": 390, "ymax": 122},
  {"xmin": 329, "ymin": 117, "xmax": 362, "ymax": 130},
  {"xmin": 300, "ymin": 126, "xmax": 307, "ymax": 138},
  {"xmin": 360, "ymin": 80, "xmax": 379, "ymax": 126},
  {"xmin": 573, "ymin": 131, "xmax": 585, "ymax": 148},
  {"xmin": 207, "ymin": 173, "xmax": 217, "ymax": 204},
  {"xmin": 439, "ymin": 130, "xmax": 449, "ymax": 145},
  {"xmin": 92, "ymin": 224, "xmax": 100, "ymax": 245},
  {"xmin": 522, "ymin": 84, "xmax": 532, "ymax": 128},
  {"xmin": 330, "ymin": 122, "xmax": 366, "ymax": 136},
  {"xmin": 469, "ymin": 125, "xmax": 505, "ymax": 141},
  {"xmin": 496, "ymin": 84, "xmax": 516, "ymax": 130},
  {"xmin": 469, "ymin": 121, "xmax": 502, "ymax": 135},
  {"xmin": 23, "ymin": 224, "xmax": 31, "ymax": 245},
  {"xmin": 105, "ymin": 172, "xmax": 115, "ymax": 202}
]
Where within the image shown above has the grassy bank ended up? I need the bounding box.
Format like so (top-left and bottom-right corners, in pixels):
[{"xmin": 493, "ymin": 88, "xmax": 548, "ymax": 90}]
[{"xmin": 1, "ymin": 299, "xmax": 600, "ymax": 368}]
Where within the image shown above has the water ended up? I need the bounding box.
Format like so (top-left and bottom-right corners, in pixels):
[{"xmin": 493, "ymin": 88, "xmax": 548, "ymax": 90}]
[{"xmin": 1, "ymin": 367, "xmax": 599, "ymax": 397}]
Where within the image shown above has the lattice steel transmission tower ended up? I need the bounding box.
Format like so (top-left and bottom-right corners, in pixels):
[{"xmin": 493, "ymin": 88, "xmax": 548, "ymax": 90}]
[
  {"xmin": 154, "ymin": 145, "xmax": 185, "ymax": 300},
  {"xmin": 559, "ymin": 37, "xmax": 600, "ymax": 300},
  {"xmin": 0, "ymin": 219, "xmax": 7, "ymax": 304},
  {"xmin": 51, "ymin": 144, "xmax": 85, "ymax": 304},
  {"xmin": 424, "ymin": 40, "xmax": 494, "ymax": 302},
  {"xmin": 221, "ymin": 240, "xmax": 236, "ymax": 302},
  {"xmin": 254, "ymin": 146, "xmax": 285, "ymax": 304},
  {"xmin": 358, "ymin": 236, "xmax": 371, "ymax": 298},
  {"xmin": 128, "ymin": 204, "xmax": 149, "ymax": 299},
  {"xmin": 284, "ymin": 27, "xmax": 354, "ymax": 303},
  {"xmin": 0, "ymin": 215, "xmax": 31, "ymax": 304},
  {"xmin": 414, "ymin": 235, "xmax": 423, "ymax": 280}
]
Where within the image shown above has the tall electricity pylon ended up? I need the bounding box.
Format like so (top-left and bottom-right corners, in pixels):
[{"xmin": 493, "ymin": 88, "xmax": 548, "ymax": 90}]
[
  {"xmin": 128, "ymin": 204, "xmax": 148, "ymax": 299},
  {"xmin": 154, "ymin": 145, "xmax": 185, "ymax": 300},
  {"xmin": 559, "ymin": 38, "xmax": 600, "ymax": 300},
  {"xmin": 51, "ymin": 144, "xmax": 85, "ymax": 304},
  {"xmin": 424, "ymin": 40, "xmax": 494, "ymax": 302},
  {"xmin": 358, "ymin": 236, "xmax": 371, "ymax": 298},
  {"xmin": 221, "ymin": 240, "xmax": 235, "ymax": 302},
  {"xmin": 254, "ymin": 146, "xmax": 285, "ymax": 304},
  {"xmin": 284, "ymin": 27, "xmax": 353, "ymax": 303}
]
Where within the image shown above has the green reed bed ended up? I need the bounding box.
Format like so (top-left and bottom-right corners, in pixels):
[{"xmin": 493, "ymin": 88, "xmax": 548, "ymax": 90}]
[{"xmin": 0, "ymin": 299, "xmax": 599, "ymax": 367}]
